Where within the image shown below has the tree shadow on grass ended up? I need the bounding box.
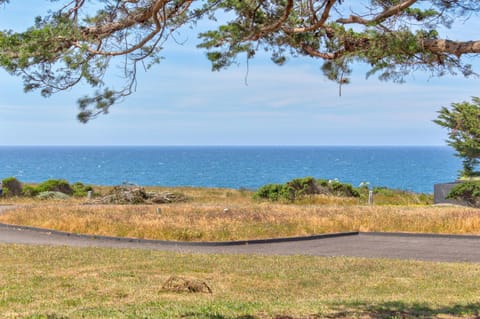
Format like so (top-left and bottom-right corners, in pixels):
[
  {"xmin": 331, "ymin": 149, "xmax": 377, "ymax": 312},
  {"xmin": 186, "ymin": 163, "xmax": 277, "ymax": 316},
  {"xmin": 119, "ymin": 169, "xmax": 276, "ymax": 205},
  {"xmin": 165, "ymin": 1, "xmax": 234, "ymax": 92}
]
[
  {"xmin": 181, "ymin": 302, "xmax": 480, "ymax": 319},
  {"xmin": 180, "ymin": 315, "xmax": 257, "ymax": 319},
  {"xmin": 323, "ymin": 301, "xmax": 480, "ymax": 318},
  {"xmin": 28, "ymin": 303, "xmax": 480, "ymax": 319}
]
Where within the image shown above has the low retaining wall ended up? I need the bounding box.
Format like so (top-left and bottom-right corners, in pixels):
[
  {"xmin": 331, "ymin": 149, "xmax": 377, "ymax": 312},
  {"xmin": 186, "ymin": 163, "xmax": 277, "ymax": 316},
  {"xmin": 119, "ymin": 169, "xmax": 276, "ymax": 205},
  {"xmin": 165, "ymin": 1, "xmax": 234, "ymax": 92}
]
[{"xmin": 433, "ymin": 182, "xmax": 466, "ymax": 205}]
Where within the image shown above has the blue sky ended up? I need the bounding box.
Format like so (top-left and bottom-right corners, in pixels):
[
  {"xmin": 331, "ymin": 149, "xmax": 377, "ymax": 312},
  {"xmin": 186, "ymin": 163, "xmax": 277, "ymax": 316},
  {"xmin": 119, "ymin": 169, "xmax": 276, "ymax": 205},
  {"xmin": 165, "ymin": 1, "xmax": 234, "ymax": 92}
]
[{"xmin": 0, "ymin": 2, "xmax": 479, "ymax": 146}]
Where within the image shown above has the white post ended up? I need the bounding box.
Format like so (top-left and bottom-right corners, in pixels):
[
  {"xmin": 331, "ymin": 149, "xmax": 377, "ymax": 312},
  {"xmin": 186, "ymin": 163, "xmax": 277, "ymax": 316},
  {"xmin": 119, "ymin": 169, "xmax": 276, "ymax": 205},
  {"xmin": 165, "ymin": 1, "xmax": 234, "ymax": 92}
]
[
  {"xmin": 368, "ymin": 190, "xmax": 373, "ymax": 205},
  {"xmin": 87, "ymin": 190, "xmax": 92, "ymax": 200}
]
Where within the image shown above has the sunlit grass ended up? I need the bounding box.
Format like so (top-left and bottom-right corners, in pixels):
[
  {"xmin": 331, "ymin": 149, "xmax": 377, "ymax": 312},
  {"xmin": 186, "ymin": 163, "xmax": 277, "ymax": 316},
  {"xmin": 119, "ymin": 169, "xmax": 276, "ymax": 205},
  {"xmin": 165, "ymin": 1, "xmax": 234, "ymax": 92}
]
[
  {"xmin": 0, "ymin": 244, "xmax": 479, "ymax": 318},
  {"xmin": 0, "ymin": 187, "xmax": 478, "ymax": 318}
]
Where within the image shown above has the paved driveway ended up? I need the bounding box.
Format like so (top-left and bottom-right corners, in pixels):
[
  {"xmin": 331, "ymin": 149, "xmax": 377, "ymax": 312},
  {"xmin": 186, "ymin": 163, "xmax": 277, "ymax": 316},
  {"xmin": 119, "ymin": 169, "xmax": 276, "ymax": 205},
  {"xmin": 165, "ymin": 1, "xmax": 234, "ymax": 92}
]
[{"xmin": 1, "ymin": 222, "xmax": 480, "ymax": 263}]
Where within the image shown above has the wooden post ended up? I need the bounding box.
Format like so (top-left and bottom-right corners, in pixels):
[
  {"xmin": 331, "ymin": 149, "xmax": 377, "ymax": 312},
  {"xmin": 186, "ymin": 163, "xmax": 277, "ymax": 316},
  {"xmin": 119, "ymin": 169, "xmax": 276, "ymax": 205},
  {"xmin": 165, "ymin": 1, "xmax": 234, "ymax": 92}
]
[{"xmin": 368, "ymin": 190, "xmax": 373, "ymax": 205}]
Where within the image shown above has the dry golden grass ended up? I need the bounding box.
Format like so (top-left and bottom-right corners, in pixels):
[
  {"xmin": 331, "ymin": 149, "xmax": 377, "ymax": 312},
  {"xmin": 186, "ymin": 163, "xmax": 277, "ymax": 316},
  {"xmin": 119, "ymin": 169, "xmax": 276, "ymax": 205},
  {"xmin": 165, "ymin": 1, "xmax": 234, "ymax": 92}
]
[{"xmin": 1, "ymin": 201, "xmax": 479, "ymax": 241}]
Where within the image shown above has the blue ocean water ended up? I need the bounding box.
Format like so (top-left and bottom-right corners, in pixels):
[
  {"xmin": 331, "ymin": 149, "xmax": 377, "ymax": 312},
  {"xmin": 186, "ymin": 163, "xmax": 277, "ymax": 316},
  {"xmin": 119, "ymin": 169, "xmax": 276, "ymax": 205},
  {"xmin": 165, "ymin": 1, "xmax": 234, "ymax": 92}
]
[{"xmin": 0, "ymin": 146, "xmax": 461, "ymax": 193}]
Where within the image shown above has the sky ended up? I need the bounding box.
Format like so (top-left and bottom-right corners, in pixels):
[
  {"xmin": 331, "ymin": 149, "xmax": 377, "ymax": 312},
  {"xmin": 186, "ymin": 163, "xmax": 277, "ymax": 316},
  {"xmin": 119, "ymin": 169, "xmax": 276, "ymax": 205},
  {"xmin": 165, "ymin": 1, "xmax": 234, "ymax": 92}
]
[{"xmin": 0, "ymin": 2, "xmax": 479, "ymax": 146}]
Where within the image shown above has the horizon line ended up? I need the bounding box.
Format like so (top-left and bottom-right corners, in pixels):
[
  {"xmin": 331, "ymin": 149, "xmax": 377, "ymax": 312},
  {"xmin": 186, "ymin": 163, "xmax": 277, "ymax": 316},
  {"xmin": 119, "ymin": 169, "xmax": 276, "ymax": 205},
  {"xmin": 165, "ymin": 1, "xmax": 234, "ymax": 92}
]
[{"xmin": 0, "ymin": 144, "xmax": 448, "ymax": 147}]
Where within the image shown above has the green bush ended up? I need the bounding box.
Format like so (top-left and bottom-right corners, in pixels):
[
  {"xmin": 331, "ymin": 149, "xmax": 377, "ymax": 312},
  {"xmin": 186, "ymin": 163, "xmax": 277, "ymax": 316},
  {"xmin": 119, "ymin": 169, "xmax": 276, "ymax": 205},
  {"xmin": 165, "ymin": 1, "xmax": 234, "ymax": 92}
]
[
  {"xmin": 447, "ymin": 181, "xmax": 480, "ymax": 207},
  {"xmin": 2, "ymin": 177, "xmax": 23, "ymax": 197},
  {"xmin": 254, "ymin": 183, "xmax": 292, "ymax": 202},
  {"xmin": 329, "ymin": 180, "xmax": 359, "ymax": 197},
  {"xmin": 317, "ymin": 179, "xmax": 360, "ymax": 198},
  {"xmin": 254, "ymin": 177, "xmax": 360, "ymax": 202},
  {"xmin": 286, "ymin": 177, "xmax": 318, "ymax": 198},
  {"xmin": 36, "ymin": 179, "xmax": 73, "ymax": 195},
  {"xmin": 22, "ymin": 185, "xmax": 39, "ymax": 197},
  {"xmin": 71, "ymin": 182, "xmax": 94, "ymax": 197}
]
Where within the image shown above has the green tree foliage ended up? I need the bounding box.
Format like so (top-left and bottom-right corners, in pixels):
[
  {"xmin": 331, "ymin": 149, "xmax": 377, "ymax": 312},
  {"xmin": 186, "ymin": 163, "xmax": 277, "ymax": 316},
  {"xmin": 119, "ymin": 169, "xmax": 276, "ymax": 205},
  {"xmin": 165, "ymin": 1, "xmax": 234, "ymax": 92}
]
[
  {"xmin": 434, "ymin": 97, "xmax": 480, "ymax": 177},
  {"xmin": 447, "ymin": 181, "xmax": 480, "ymax": 207},
  {"xmin": 1, "ymin": 1, "xmax": 480, "ymax": 121}
]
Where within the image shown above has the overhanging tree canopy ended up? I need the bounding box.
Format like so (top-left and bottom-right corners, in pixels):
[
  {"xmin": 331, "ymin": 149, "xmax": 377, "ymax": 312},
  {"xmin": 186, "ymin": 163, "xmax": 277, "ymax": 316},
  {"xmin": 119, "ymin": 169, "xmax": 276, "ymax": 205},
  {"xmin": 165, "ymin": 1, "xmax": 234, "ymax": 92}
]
[{"xmin": 0, "ymin": 0, "xmax": 479, "ymax": 122}]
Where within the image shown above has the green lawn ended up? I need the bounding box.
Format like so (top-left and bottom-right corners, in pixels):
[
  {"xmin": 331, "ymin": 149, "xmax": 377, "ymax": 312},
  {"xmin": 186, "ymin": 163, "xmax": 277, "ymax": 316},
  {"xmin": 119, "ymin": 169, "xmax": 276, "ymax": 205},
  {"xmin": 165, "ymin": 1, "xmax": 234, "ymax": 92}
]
[{"xmin": 1, "ymin": 244, "xmax": 479, "ymax": 318}]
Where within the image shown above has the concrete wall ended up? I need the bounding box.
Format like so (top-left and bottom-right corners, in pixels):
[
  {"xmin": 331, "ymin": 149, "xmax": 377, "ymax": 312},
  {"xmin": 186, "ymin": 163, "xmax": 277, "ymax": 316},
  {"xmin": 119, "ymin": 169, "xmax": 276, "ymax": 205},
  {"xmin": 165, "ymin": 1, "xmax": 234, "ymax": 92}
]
[{"xmin": 433, "ymin": 182, "xmax": 466, "ymax": 205}]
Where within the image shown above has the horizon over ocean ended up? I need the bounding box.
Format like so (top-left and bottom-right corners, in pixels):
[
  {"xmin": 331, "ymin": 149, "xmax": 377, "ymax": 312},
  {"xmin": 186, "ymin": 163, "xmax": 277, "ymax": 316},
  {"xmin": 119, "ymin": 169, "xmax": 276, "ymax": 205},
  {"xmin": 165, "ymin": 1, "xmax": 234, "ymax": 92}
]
[{"xmin": 0, "ymin": 145, "xmax": 461, "ymax": 194}]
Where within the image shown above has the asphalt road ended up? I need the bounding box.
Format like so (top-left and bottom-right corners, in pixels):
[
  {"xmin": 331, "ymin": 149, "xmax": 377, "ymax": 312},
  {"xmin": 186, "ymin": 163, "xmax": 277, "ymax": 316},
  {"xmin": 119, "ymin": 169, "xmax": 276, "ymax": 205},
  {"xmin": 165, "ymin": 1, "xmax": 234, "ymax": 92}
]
[{"xmin": 1, "ymin": 221, "xmax": 480, "ymax": 263}]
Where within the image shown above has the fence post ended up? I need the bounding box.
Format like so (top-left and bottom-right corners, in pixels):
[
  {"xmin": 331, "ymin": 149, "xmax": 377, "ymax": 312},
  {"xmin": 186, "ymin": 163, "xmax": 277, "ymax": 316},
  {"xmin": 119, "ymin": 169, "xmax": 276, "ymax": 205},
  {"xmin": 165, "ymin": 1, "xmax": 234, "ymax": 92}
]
[{"xmin": 368, "ymin": 190, "xmax": 374, "ymax": 205}]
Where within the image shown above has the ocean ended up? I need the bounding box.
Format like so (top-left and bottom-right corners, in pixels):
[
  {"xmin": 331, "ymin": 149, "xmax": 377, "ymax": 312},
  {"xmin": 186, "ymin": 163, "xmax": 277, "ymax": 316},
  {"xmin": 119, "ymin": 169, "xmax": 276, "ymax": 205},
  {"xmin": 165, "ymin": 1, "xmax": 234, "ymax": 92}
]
[{"xmin": 0, "ymin": 146, "xmax": 461, "ymax": 194}]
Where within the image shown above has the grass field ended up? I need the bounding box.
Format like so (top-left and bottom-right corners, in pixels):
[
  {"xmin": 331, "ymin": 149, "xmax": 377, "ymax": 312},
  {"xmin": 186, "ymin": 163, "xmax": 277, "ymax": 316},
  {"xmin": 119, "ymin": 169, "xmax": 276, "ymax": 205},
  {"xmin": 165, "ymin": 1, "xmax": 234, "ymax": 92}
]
[
  {"xmin": 1, "ymin": 244, "xmax": 480, "ymax": 319},
  {"xmin": 1, "ymin": 187, "xmax": 479, "ymax": 318}
]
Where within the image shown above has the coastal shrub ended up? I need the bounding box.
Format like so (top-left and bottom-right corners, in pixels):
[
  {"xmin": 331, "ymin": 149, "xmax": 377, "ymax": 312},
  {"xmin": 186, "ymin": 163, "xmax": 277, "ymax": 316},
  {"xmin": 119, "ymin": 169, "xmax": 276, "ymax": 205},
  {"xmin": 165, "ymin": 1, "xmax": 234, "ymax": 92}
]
[
  {"xmin": 36, "ymin": 191, "xmax": 70, "ymax": 200},
  {"xmin": 71, "ymin": 182, "xmax": 94, "ymax": 197},
  {"xmin": 254, "ymin": 183, "xmax": 292, "ymax": 202},
  {"xmin": 255, "ymin": 177, "xmax": 360, "ymax": 202},
  {"xmin": 36, "ymin": 179, "xmax": 73, "ymax": 195},
  {"xmin": 447, "ymin": 181, "xmax": 480, "ymax": 207},
  {"xmin": 2, "ymin": 177, "xmax": 23, "ymax": 197},
  {"xmin": 22, "ymin": 185, "xmax": 39, "ymax": 197},
  {"xmin": 317, "ymin": 179, "xmax": 360, "ymax": 198},
  {"xmin": 286, "ymin": 177, "xmax": 318, "ymax": 198}
]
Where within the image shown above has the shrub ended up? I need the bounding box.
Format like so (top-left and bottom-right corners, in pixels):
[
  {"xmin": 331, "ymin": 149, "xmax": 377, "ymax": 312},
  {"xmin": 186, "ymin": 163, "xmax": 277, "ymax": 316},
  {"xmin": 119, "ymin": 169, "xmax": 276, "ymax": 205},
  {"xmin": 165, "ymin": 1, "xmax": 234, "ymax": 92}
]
[
  {"xmin": 447, "ymin": 181, "xmax": 480, "ymax": 207},
  {"xmin": 254, "ymin": 183, "xmax": 292, "ymax": 202},
  {"xmin": 254, "ymin": 177, "xmax": 360, "ymax": 202},
  {"xmin": 328, "ymin": 180, "xmax": 359, "ymax": 197},
  {"xmin": 2, "ymin": 177, "xmax": 23, "ymax": 197},
  {"xmin": 36, "ymin": 179, "xmax": 73, "ymax": 195},
  {"xmin": 22, "ymin": 185, "xmax": 39, "ymax": 197},
  {"xmin": 286, "ymin": 177, "xmax": 318, "ymax": 198},
  {"xmin": 317, "ymin": 179, "xmax": 360, "ymax": 198},
  {"xmin": 71, "ymin": 182, "xmax": 94, "ymax": 197}
]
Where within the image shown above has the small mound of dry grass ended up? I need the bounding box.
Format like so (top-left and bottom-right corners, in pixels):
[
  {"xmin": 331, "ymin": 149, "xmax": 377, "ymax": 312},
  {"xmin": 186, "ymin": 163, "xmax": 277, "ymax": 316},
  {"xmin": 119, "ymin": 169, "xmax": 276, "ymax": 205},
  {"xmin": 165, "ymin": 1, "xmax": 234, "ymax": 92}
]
[{"xmin": 162, "ymin": 275, "xmax": 212, "ymax": 293}]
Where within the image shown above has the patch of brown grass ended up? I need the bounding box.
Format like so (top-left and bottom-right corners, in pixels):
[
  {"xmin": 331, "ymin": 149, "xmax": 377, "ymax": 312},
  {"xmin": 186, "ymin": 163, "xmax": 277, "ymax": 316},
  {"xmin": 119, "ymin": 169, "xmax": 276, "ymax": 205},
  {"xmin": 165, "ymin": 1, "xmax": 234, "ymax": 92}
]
[{"xmin": 1, "ymin": 203, "xmax": 479, "ymax": 241}]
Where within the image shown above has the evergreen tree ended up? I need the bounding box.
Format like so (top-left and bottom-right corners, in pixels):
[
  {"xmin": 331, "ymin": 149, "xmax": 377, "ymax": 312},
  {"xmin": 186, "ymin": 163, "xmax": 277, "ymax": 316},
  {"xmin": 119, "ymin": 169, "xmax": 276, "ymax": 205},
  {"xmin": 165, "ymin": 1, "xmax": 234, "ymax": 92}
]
[{"xmin": 434, "ymin": 97, "xmax": 480, "ymax": 178}]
